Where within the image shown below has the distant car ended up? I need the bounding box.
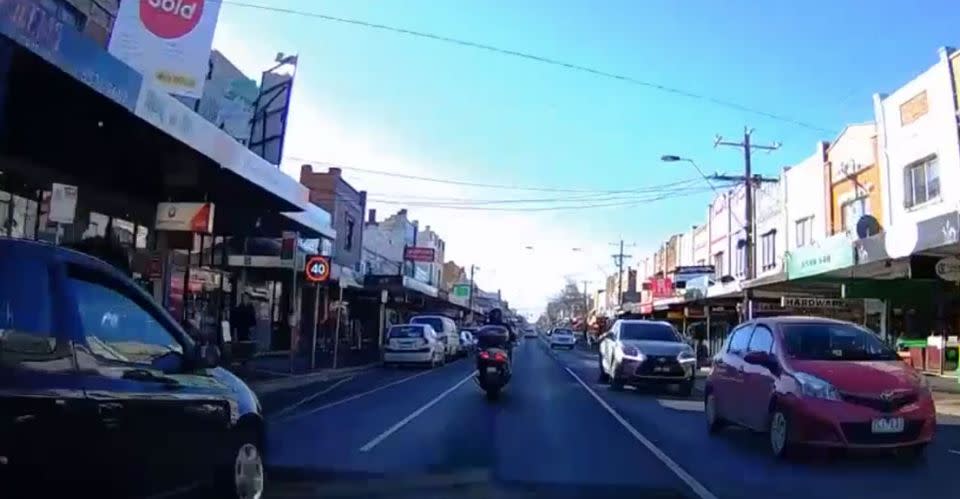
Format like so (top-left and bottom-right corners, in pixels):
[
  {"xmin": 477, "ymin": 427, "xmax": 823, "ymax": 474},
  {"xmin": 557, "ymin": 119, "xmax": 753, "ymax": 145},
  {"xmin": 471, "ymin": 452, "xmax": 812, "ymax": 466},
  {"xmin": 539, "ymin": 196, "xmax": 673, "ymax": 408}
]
[
  {"xmin": 549, "ymin": 328, "xmax": 576, "ymax": 349},
  {"xmin": 598, "ymin": 320, "xmax": 696, "ymax": 395},
  {"xmin": 384, "ymin": 324, "xmax": 446, "ymax": 367},
  {"xmin": 460, "ymin": 328, "xmax": 477, "ymax": 353},
  {"xmin": 704, "ymin": 317, "xmax": 935, "ymax": 459},
  {"xmin": 524, "ymin": 328, "xmax": 537, "ymax": 338}
]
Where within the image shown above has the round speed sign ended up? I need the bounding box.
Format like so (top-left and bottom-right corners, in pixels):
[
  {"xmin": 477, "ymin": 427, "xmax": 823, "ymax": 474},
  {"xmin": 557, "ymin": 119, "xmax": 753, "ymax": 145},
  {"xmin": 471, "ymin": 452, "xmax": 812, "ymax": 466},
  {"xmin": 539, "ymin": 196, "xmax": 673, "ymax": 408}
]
[{"xmin": 304, "ymin": 255, "xmax": 331, "ymax": 283}]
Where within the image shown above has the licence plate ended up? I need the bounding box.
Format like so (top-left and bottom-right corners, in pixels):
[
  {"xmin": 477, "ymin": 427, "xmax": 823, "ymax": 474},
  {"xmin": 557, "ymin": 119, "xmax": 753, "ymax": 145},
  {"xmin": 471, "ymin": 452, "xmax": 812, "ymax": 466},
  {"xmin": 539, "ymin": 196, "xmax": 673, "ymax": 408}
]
[
  {"xmin": 485, "ymin": 367, "xmax": 498, "ymax": 374},
  {"xmin": 653, "ymin": 367, "xmax": 670, "ymax": 373},
  {"xmin": 871, "ymin": 417, "xmax": 905, "ymax": 434}
]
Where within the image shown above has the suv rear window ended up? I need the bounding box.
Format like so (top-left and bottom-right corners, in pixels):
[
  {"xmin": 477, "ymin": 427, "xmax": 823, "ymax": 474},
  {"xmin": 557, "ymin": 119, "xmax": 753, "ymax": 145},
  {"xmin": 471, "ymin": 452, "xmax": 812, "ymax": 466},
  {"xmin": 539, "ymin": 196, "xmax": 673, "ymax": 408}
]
[
  {"xmin": 388, "ymin": 325, "xmax": 425, "ymax": 338},
  {"xmin": 411, "ymin": 317, "xmax": 444, "ymax": 333},
  {"xmin": 554, "ymin": 329, "xmax": 574, "ymax": 336}
]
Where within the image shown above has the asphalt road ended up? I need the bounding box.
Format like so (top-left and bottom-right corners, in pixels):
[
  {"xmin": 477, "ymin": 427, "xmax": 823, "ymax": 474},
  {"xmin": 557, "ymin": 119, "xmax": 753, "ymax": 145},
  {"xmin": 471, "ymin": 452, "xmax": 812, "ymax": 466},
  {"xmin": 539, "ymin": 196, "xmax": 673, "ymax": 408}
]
[{"xmin": 261, "ymin": 337, "xmax": 960, "ymax": 499}]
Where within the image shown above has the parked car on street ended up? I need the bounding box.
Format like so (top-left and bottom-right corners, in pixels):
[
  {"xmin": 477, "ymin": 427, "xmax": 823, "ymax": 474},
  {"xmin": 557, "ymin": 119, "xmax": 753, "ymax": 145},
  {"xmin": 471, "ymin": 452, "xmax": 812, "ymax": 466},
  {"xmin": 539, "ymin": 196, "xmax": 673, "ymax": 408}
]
[
  {"xmin": 524, "ymin": 327, "xmax": 538, "ymax": 338},
  {"xmin": 549, "ymin": 328, "xmax": 577, "ymax": 349},
  {"xmin": 460, "ymin": 327, "xmax": 477, "ymax": 353},
  {"xmin": 410, "ymin": 315, "xmax": 462, "ymax": 359},
  {"xmin": 0, "ymin": 238, "xmax": 266, "ymax": 499},
  {"xmin": 384, "ymin": 324, "xmax": 446, "ymax": 367},
  {"xmin": 598, "ymin": 320, "xmax": 696, "ymax": 395},
  {"xmin": 704, "ymin": 316, "xmax": 936, "ymax": 459}
]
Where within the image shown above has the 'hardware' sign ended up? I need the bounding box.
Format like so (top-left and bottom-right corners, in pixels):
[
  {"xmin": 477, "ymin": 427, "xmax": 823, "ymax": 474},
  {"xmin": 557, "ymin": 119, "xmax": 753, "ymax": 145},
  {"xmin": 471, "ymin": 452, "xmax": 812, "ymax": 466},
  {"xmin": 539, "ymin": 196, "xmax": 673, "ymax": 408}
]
[{"xmin": 781, "ymin": 296, "xmax": 848, "ymax": 309}]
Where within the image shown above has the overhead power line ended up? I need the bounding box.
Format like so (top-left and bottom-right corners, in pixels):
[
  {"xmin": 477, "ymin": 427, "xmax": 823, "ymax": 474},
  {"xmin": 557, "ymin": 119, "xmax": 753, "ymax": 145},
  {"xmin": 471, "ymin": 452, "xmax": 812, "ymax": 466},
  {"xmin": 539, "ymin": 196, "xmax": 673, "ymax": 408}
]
[
  {"xmin": 304, "ymin": 186, "xmax": 714, "ymax": 212},
  {"xmin": 221, "ymin": 1, "xmax": 833, "ymax": 133},
  {"xmin": 289, "ymin": 157, "xmax": 729, "ymax": 194}
]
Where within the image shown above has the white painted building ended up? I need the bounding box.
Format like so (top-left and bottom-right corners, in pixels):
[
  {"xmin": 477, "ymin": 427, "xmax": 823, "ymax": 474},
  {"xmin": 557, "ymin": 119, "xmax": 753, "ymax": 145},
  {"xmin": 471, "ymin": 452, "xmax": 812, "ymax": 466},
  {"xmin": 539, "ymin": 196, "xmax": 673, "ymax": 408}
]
[
  {"xmin": 692, "ymin": 222, "xmax": 710, "ymax": 266},
  {"xmin": 782, "ymin": 144, "xmax": 829, "ymax": 252},
  {"xmin": 677, "ymin": 226, "xmax": 697, "ymax": 267},
  {"xmin": 873, "ymin": 47, "xmax": 960, "ymax": 230},
  {"xmin": 362, "ymin": 209, "xmax": 418, "ymax": 277},
  {"xmin": 753, "ymin": 180, "xmax": 785, "ymax": 278},
  {"xmin": 415, "ymin": 225, "xmax": 446, "ymax": 286}
]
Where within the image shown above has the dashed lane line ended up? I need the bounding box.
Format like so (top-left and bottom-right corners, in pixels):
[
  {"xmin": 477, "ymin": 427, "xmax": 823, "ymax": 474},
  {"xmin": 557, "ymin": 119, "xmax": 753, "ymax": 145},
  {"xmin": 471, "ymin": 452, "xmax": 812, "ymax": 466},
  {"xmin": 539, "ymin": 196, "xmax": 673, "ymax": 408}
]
[
  {"xmin": 359, "ymin": 372, "xmax": 475, "ymax": 452},
  {"xmin": 277, "ymin": 360, "xmax": 467, "ymax": 422},
  {"xmin": 563, "ymin": 365, "xmax": 719, "ymax": 499}
]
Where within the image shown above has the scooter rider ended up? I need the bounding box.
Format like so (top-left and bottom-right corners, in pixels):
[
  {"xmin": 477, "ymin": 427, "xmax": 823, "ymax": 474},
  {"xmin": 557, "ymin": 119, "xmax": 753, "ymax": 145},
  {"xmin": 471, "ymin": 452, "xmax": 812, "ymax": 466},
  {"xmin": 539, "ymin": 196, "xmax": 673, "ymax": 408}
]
[{"xmin": 475, "ymin": 308, "xmax": 516, "ymax": 350}]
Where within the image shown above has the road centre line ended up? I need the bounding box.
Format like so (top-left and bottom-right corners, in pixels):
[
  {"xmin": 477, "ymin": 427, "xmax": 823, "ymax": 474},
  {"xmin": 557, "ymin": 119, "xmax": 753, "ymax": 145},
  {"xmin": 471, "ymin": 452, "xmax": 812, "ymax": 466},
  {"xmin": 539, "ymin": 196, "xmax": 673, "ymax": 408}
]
[
  {"xmin": 949, "ymin": 449, "xmax": 960, "ymax": 455},
  {"xmin": 279, "ymin": 361, "xmax": 463, "ymax": 422},
  {"xmin": 564, "ymin": 366, "xmax": 719, "ymax": 499},
  {"xmin": 271, "ymin": 375, "xmax": 355, "ymax": 420},
  {"xmin": 359, "ymin": 372, "xmax": 475, "ymax": 452}
]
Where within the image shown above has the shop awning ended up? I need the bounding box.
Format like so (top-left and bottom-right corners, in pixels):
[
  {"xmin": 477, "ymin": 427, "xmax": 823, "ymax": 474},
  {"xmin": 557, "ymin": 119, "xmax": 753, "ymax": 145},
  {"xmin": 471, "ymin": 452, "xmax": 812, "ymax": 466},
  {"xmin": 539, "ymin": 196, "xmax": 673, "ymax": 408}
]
[
  {"xmin": 0, "ymin": 7, "xmax": 332, "ymax": 237},
  {"xmin": 331, "ymin": 264, "xmax": 363, "ymax": 289}
]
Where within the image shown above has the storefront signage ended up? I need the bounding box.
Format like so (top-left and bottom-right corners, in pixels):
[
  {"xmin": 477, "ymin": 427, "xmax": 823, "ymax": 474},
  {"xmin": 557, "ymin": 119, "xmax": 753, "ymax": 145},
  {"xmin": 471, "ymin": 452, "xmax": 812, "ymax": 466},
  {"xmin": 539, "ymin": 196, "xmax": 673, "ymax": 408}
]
[
  {"xmin": 0, "ymin": 0, "xmax": 143, "ymax": 111},
  {"xmin": 935, "ymin": 256, "xmax": 960, "ymax": 282},
  {"xmin": 109, "ymin": 0, "xmax": 222, "ymax": 99},
  {"xmin": 304, "ymin": 255, "xmax": 330, "ymax": 283},
  {"xmin": 647, "ymin": 277, "xmax": 675, "ymax": 298},
  {"xmin": 781, "ymin": 296, "xmax": 849, "ymax": 309},
  {"xmin": 154, "ymin": 202, "xmax": 214, "ymax": 233},
  {"xmin": 452, "ymin": 284, "xmax": 471, "ymax": 298},
  {"xmin": 786, "ymin": 234, "xmax": 855, "ymax": 280},
  {"xmin": 48, "ymin": 183, "xmax": 78, "ymax": 224},
  {"xmin": 403, "ymin": 246, "xmax": 436, "ymax": 262}
]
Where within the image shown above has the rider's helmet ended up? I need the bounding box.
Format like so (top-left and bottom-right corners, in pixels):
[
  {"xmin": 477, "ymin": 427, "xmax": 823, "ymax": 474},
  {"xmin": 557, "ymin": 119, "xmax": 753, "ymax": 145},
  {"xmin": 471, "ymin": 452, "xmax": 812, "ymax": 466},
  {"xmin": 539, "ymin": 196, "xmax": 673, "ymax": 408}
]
[{"xmin": 488, "ymin": 308, "xmax": 504, "ymax": 324}]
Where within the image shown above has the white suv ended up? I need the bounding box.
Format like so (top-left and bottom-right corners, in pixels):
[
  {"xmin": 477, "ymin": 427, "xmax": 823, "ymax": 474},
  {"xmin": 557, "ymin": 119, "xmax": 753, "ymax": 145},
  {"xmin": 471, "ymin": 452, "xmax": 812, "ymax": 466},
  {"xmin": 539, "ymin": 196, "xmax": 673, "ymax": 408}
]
[{"xmin": 549, "ymin": 328, "xmax": 576, "ymax": 349}]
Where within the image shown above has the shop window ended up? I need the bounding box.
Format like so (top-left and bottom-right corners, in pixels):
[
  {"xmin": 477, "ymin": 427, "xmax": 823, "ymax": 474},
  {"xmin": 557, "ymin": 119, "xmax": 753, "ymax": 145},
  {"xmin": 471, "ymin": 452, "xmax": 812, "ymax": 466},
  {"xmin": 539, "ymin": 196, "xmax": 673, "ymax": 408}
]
[
  {"xmin": 904, "ymin": 156, "xmax": 940, "ymax": 208},
  {"xmin": 713, "ymin": 252, "xmax": 724, "ymax": 279},
  {"xmin": 0, "ymin": 191, "xmax": 38, "ymax": 240},
  {"xmin": 841, "ymin": 197, "xmax": 867, "ymax": 233},
  {"xmin": 344, "ymin": 217, "xmax": 355, "ymax": 251},
  {"xmin": 760, "ymin": 231, "xmax": 777, "ymax": 271},
  {"xmin": 40, "ymin": 0, "xmax": 87, "ymax": 30},
  {"xmin": 795, "ymin": 216, "xmax": 814, "ymax": 247}
]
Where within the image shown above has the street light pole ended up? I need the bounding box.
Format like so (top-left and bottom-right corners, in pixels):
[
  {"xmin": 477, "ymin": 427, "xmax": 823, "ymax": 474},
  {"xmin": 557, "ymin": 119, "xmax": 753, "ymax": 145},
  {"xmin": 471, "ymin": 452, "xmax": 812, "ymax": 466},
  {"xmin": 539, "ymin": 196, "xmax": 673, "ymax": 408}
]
[{"xmin": 468, "ymin": 264, "xmax": 477, "ymax": 322}]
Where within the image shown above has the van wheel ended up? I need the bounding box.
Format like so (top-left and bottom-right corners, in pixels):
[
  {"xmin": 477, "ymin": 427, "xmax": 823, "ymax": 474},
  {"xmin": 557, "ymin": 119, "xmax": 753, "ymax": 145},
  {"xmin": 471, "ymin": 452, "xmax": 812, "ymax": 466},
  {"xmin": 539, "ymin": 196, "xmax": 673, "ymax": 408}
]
[{"xmin": 597, "ymin": 356, "xmax": 610, "ymax": 383}]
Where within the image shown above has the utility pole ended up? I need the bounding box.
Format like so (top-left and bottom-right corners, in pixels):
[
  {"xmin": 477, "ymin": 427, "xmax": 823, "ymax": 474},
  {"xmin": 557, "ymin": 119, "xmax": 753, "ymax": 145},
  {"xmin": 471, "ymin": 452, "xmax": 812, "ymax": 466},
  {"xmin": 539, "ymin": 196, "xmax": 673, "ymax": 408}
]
[
  {"xmin": 714, "ymin": 128, "xmax": 780, "ymax": 321},
  {"xmin": 610, "ymin": 240, "xmax": 634, "ymax": 307},
  {"xmin": 467, "ymin": 264, "xmax": 476, "ymax": 323}
]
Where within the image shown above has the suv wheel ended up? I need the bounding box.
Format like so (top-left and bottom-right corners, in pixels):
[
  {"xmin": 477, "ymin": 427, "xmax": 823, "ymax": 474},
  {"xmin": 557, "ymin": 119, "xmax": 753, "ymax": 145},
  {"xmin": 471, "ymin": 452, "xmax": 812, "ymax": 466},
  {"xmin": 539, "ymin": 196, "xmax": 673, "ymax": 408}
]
[
  {"xmin": 216, "ymin": 431, "xmax": 265, "ymax": 499},
  {"xmin": 597, "ymin": 356, "xmax": 610, "ymax": 383}
]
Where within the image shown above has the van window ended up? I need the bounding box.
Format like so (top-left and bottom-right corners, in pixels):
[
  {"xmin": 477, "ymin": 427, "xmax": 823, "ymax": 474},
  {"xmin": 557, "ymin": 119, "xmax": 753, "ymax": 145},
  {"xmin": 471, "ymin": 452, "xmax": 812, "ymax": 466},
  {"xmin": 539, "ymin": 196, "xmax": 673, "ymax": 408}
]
[
  {"xmin": 388, "ymin": 325, "xmax": 425, "ymax": 338},
  {"xmin": 411, "ymin": 317, "xmax": 445, "ymax": 333}
]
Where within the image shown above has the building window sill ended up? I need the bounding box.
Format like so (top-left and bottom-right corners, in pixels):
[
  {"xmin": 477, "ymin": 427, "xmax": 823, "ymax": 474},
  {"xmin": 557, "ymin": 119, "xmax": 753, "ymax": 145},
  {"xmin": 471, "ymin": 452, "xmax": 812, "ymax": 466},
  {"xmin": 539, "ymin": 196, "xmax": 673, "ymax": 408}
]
[{"xmin": 904, "ymin": 196, "xmax": 942, "ymax": 213}]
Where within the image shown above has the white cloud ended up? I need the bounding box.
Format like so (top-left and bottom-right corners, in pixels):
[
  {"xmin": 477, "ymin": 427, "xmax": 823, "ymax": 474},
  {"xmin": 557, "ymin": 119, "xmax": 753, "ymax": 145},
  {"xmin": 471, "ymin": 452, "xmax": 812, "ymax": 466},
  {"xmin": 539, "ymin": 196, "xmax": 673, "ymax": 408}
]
[{"xmin": 212, "ymin": 21, "xmax": 619, "ymax": 317}]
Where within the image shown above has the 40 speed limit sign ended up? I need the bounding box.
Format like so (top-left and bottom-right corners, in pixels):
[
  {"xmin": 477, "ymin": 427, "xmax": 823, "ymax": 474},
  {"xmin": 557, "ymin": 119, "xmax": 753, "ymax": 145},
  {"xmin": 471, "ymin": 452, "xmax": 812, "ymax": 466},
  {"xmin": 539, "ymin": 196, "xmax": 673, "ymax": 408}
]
[{"xmin": 304, "ymin": 255, "xmax": 331, "ymax": 283}]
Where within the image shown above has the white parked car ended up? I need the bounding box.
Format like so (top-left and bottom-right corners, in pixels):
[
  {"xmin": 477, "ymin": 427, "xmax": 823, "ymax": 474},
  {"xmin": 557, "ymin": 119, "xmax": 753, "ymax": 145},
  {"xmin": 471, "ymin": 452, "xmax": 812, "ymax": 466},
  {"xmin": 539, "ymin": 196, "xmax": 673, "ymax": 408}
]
[
  {"xmin": 411, "ymin": 315, "xmax": 462, "ymax": 359},
  {"xmin": 598, "ymin": 320, "xmax": 696, "ymax": 395},
  {"xmin": 549, "ymin": 328, "xmax": 576, "ymax": 349},
  {"xmin": 384, "ymin": 324, "xmax": 446, "ymax": 367}
]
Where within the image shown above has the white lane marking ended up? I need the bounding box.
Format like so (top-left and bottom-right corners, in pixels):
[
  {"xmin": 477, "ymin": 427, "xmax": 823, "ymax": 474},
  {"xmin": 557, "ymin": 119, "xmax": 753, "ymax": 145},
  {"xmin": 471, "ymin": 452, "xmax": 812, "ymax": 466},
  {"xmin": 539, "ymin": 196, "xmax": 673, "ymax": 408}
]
[
  {"xmin": 564, "ymin": 366, "xmax": 719, "ymax": 499},
  {"xmin": 949, "ymin": 449, "xmax": 960, "ymax": 455},
  {"xmin": 359, "ymin": 372, "xmax": 475, "ymax": 452},
  {"xmin": 280, "ymin": 362, "xmax": 462, "ymax": 422},
  {"xmin": 271, "ymin": 376, "xmax": 355, "ymax": 419}
]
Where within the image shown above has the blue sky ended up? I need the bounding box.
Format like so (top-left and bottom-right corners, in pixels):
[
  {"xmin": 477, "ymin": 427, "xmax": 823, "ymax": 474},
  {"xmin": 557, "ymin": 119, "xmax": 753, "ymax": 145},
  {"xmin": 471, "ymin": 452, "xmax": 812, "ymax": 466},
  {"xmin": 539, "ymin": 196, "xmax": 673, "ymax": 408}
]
[{"xmin": 212, "ymin": 0, "xmax": 960, "ymax": 316}]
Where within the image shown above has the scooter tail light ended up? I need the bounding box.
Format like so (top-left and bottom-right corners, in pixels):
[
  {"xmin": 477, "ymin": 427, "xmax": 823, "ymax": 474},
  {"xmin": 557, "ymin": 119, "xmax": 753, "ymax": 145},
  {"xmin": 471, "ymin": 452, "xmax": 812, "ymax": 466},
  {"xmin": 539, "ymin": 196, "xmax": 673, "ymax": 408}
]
[
  {"xmin": 493, "ymin": 352, "xmax": 507, "ymax": 362},
  {"xmin": 479, "ymin": 351, "xmax": 491, "ymax": 360}
]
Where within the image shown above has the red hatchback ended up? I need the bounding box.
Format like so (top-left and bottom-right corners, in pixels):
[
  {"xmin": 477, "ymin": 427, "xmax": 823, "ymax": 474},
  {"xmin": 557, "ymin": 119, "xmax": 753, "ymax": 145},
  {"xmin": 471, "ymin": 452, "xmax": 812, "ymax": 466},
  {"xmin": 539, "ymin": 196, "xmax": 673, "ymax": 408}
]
[{"xmin": 704, "ymin": 316, "xmax": 935, "ymax": 458}]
